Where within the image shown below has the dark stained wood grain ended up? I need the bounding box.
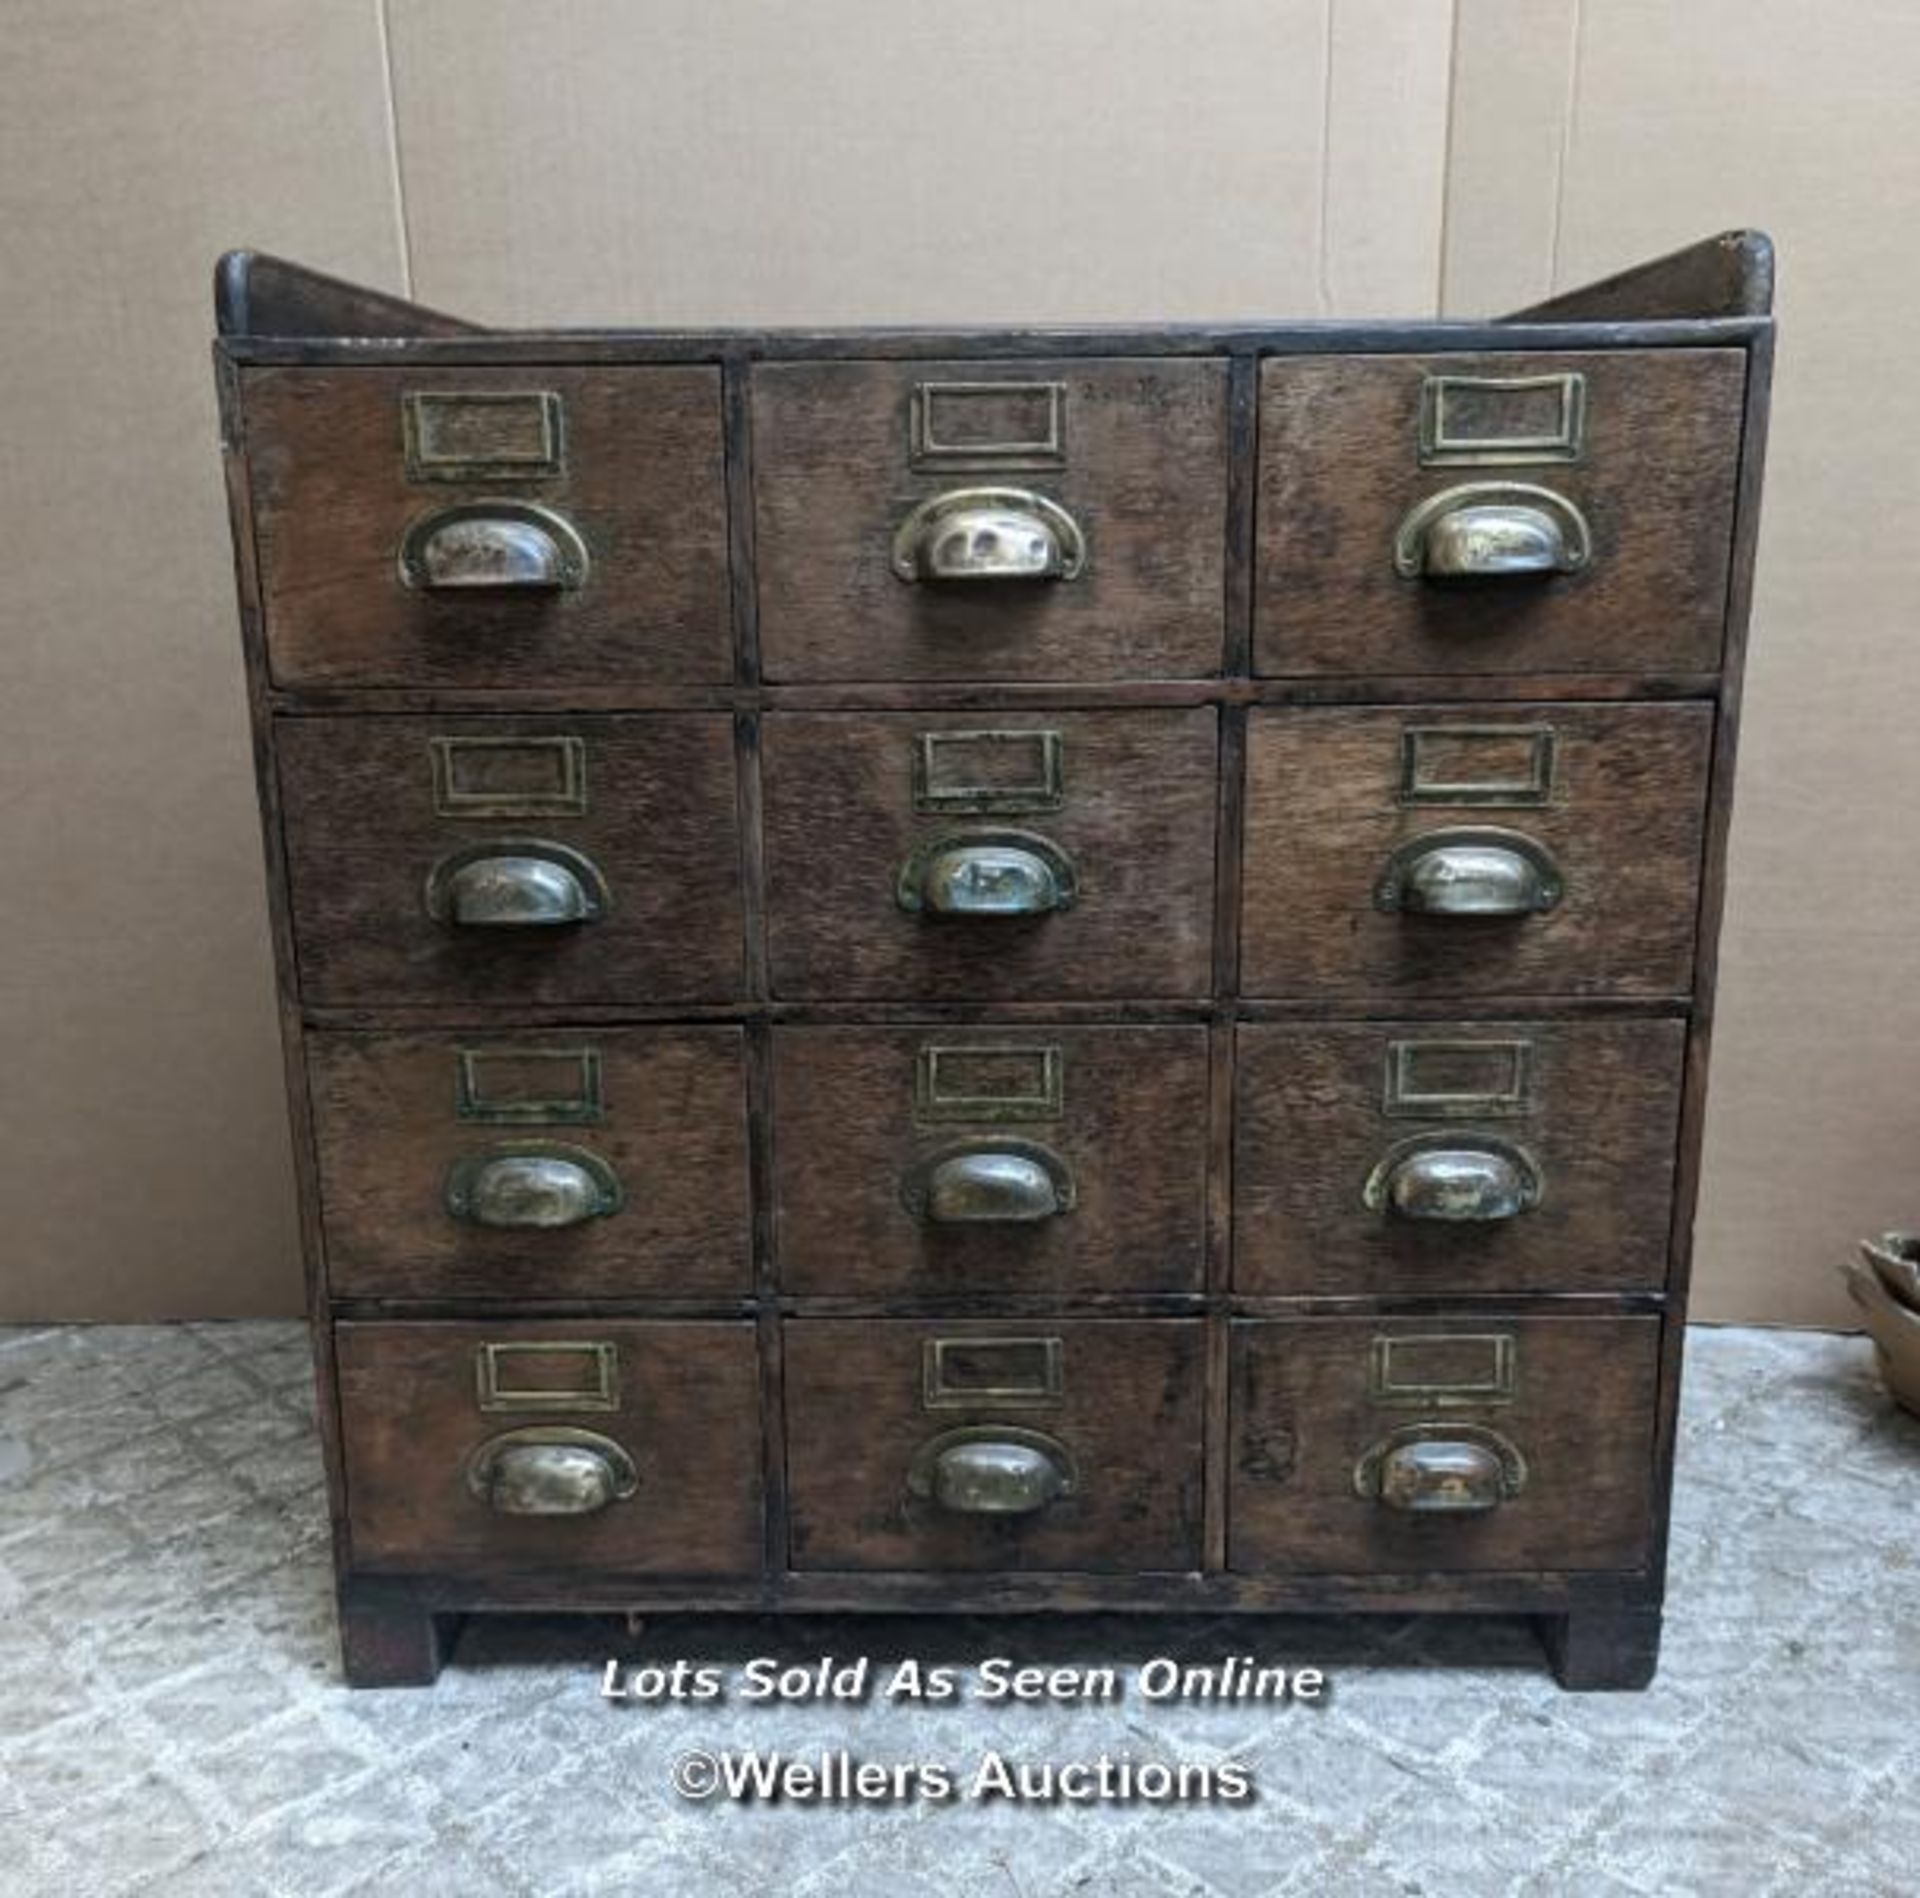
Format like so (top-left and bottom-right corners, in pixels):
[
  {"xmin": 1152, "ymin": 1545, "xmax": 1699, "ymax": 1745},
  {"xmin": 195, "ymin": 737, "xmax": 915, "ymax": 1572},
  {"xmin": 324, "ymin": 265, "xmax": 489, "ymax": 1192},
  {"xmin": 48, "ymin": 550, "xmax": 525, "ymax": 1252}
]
[
  {"xmin": 217, "ymin": 251, "xmax": 481, "ymax": 339},
  {"xmin": 259, "ymin": 675, "xmax": 1727, "ymax": 718},
  {"xmin": 244, "ymin": 366, "xmax": 730, "ymax": 689},
  {"xmin": 763, "ymin": 708, "xmax": 1218, "ymax": 999},
  {"xmin": 785, "ymin": 1319, "xmax": 1205, "ymax": 1572},
  {"xmin": 1538, "ymin": 1604, "xmax": 1663, "ymax": 1690},
  {"xmin": 219, "ymin": 349, "xmax": 363, "ymax": 1619},
  {"xmin": 276, "ymin": 713, "xmax": 745, "ymax": 1006},
  {"xmin": 1507, "ymin": 232, "xmax": 1774, "ymax": 322},
  {"xmin": 1645, "ymin": 329, "xmax": 1774, "ymax": 1593},
  {"xmin": 769, "ymin": 1024, "xmax": 1209, "ymax": 1296},
  {"xmin": 1241, "ymin": 703, "xmax": 1713, "ymax": 1000},
  {"xmin": 753, "ymin": 359, "xmax": 1230, "ymax": 682},
  {"xmin": 211, "ymin": 245, "xmax": 1773, "ymax": 1689},
  {"xmin": 308, "ymin": 1028, "xmax": 751, "ymax": 1299},
  {"xmin": 219, "ymin": 316, "xmax": 1768, "ymax": 371},
  {"xmin": 352, "ymin": 1566, "xmax": 1657, "ymax": 1615},
  {"xmin": 1254, "ymin": 350, "xmax": 1746, "ymax": 678},
  {"xmin": 336, "ymin": 1320, "xmax": 762, "ymax": 1574},
  {"xmin": 337, "ymin": 1584, "xmax": 455, "ymax": 1688},
  {"xmin": 1235, "ymin": 1018, "xmax": 1686, "ymax": 1295},
  {"xmin": 1229, "ymin": 1314, "xmax": 1661, "ymax": 1573}
]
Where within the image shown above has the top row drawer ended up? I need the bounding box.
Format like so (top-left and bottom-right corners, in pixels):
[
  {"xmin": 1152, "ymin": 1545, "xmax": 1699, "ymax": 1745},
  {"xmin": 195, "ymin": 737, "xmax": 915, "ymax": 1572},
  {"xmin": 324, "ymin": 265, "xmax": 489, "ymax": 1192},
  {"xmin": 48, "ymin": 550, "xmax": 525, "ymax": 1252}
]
[{"xmin": 242, "ymin": 351, "xmax": 1745, "ymax": 690}]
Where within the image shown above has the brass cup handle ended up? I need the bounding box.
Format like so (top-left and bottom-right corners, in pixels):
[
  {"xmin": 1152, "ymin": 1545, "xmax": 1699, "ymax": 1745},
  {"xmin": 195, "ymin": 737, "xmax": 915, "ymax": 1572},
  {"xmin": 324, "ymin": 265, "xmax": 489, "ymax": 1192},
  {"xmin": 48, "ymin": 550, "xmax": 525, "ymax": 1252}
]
[
  {"xmin": 890, "ymin": 487, "xmax": 1086, "ymax": 583},
  {"xmin": 468, "ymin": 1428, "xmax": 638, "ymax": 1516},
  {"xmin": 1354, "ymin": 1424, "xmax": 1527, "ymax": 1514},
  {"xmin": 1374, "ymin": 828, "xmax": 1563, "ymax": 918},
  {"xmin": 901, "ymin": 1142, "xmax": 1076, "ymax": 1224},
  {"xmin": 425, "ymin": 840, "xmax": 612, "ymax": 928},
  {"xmin": 1393, "ymin": 482, "xmax": 1591, "ymax": 580},
  {"xmin": 896, "ymin": 830, "xmax": 1078, "ymax": 918},
  {"xmin": 446, "ymin": 1144, "xmax": 624, "ymax": 1228},
  {"xmin": 1363, "ymin": 1135, "xmax": 1543, "ymax": 1223},
  {"xmin": 399, "ymin": 501, "xmax": 589, "ymax": 591},
  {"xmin": 907, "ymin": 1426, "xmax": 1077, "ymax": 1516}
]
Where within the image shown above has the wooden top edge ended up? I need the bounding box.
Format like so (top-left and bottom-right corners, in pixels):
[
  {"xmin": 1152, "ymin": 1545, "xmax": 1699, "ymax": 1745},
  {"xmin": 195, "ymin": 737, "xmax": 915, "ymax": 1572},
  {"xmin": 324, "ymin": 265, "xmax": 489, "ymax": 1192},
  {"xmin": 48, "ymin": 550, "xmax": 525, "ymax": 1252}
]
[
  {"xmin": 213, "ymin": 240, "xmax": 1774, "ymax": 357},
  {"xmin": 215, "ymin": 250, "xmax": 482, "ymax": 340},
  {"xmin": 214, "ymin": 316, "xmax": 1770, "ymax": 367},
  {"xmin": 1504, "ymin": 231, "xmax": 1775, "ymax": 322}
]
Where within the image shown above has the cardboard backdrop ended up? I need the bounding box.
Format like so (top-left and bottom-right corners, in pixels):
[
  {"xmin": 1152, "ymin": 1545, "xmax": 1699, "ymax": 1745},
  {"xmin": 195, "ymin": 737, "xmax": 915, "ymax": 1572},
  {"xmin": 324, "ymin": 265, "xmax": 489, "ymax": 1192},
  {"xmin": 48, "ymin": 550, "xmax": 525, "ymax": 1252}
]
[{"xmin": 2, "ymin": 0, "xmax": 1905, "ymax": 1325}]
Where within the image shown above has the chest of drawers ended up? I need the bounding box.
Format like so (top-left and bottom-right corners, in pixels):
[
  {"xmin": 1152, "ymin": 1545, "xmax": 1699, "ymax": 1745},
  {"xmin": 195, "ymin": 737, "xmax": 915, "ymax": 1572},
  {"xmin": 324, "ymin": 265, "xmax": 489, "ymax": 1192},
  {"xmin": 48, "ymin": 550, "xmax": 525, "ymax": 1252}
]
[{"xmin": 212, "ymin": 233, "xmax": 1774, "ymax": 1690}]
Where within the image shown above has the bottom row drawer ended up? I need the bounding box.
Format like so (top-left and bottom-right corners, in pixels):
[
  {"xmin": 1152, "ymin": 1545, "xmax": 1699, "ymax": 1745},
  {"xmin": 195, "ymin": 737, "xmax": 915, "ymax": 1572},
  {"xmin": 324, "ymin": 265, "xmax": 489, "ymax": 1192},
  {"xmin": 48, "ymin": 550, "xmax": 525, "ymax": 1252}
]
[
  {"xmin": 335, "ymin": 1316, "xmax": 1659, "ymax": 1579},
  {"xmin": 336, "ymin": 1322, "xmax": 764, "ymax": 1574}
]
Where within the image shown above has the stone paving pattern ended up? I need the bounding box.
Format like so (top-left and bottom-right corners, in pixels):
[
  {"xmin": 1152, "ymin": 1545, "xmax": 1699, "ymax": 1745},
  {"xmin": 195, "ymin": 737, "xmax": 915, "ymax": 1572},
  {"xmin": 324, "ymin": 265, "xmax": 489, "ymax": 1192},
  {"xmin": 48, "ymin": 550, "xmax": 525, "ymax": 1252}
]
[{"xmin": 0, "ymin": 1322, "xmax": 1914, "ymax": 1895}]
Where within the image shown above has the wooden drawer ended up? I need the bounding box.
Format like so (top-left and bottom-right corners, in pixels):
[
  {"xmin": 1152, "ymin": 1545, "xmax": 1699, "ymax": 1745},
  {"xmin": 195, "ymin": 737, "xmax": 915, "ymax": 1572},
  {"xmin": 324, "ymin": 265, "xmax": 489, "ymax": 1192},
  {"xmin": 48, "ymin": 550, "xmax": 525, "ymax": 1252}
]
[
  {"xmin": 1241, "ymin": 703, "xmax": 1712, "ymax": 1000},
  {"xmin": 335, "ymin": 1321, "xmax": 762, "ymax": 1575},
  {"xmin": 784, "ymin": 1320, "xmax": 1205, "ymax": 1571},
  {"xmin": 771, "ymin": 1025, "xmax": 1209, "ymax": 1297},
  {"xmin": 763, "ymin": 709, "xmax": 1218, "ymax": 1000},
  {"xmin": 753, "ymin": 360, "xmax": 1230, "ymax": 682},
  {"xmin": 277, "ymin": 714, "xmax": 745, "ymax": 1006},
  {"xmin": 1230, "ymin": 1315, "xmax": 1660, "ymax": 1573},
  {"xmin": 1253, "ymin": 350, "xmax": 1745, "ymax": 678},
  {"xmin": 1235, "ymin": 1019, "xmax": 1685, "ymax": 1296},
  {"xmin": 309, "ymin": 1029, "xmax": 751, "ymax": 1300},
  {"xmin": 243, "ymin": 367, "xmax": 731, "ymax": 689}
]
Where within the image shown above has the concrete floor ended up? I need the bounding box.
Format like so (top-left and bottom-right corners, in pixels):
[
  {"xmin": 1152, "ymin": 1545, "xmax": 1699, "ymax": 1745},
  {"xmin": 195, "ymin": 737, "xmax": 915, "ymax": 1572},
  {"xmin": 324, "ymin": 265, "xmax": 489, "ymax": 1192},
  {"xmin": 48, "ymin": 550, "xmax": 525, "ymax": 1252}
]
[{"xmin": 0, "ymin": 1321, "xmax": 1914, "ymax": 1896}]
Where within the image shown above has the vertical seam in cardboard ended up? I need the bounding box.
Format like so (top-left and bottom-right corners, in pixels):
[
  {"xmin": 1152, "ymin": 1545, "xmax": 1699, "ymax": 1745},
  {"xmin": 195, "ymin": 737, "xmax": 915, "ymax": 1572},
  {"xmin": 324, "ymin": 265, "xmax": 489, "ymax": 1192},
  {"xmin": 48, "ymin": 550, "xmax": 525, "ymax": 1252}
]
[
  {"xmin": 1316, "ymin": 0, "xmax": 1338, "ymax": 315},
  {"xmin": 374, "ymin": 0, "xmax": 418, "ymax": 297},
  {"xmin": 1548, "ymin": 0, "xmax": 1586, "ymax": 295},
  {"xmin": 1435, "ymin": 0, "xmax": 1466, "ymax": 314}
]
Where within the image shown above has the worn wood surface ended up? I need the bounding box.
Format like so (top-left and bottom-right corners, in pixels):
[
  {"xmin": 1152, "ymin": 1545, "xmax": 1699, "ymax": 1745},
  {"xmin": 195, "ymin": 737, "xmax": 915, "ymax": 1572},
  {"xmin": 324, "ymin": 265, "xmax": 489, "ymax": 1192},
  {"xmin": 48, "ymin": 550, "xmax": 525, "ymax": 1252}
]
[
  {"xmin": 1229, "ymin": 1313, "xmax": 1661, "ymax": 1573},
  {"xmin": 336, "ymin": 1320, "xmax": 763, "ymax": 1573},
  {"xmin": 245, "ymin": 367, "xmax": 730, "ymax": 689},
  {"xmin": 1507, "ymin": 232, "xmax": 1774, "ymax": 322},
  {"xmin": 336, "ymin": 1584, "xmax": 455, "ymax": 1689},
  {"xmin": 211, "ymin": 248, "xmax": 1772, "ymax": 1679},
  {"xmin": 1234, "ymin": 1018, "xmax": 1686, "ymax": 1295},
  {"xmin": 308, "ymin": 1028, "xmax": 751, "ymax": 1298},
  {"xmin": 1538, "ymin": 1603, "xmax": 1664, "ymax": 1690},
  {"xmin": 276, "ymin": 714, "xmax": 745, "ymax": 1005},
  {"xmin": 216, "ymin": 251, "xmax": 479, "ymax": 341},
  {"xmin": 1254, "ymin": 350, "xmax": 1745, "ymax": 678},
  {"xmin": 763, "ymin": 708, "xmax": 1219, "ymax": 999},
  {"xmin": 372, "ymin": 1564, "xmax": 1655, "ymax": 1615},
  {"xmin": 770, "ymin": 1024, "xmax": 1209, "ymax": 1296},
  {"xmin": 753, "ymin": 360, "xmax": 1230, "ymax": 682},
  {"xmin": 784, "ymin": 1318, "xmax": 1206, "ymax": 1572},
  {"xmin": 1241, "ymin": 702, "xmax": 1714, "ymax": 1000}
]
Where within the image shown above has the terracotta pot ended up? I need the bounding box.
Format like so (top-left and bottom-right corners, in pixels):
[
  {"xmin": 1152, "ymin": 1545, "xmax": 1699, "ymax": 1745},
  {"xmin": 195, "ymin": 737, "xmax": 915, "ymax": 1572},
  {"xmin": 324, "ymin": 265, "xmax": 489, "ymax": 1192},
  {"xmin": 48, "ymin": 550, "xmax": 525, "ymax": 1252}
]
[
  {"xmin": 1839, "ymin": 1255, "xmax": 1920, "ymax": 1416},
  {"xmin": 1861, "ymin": 1232, "xmax": 1920, "ymax": 1311}
]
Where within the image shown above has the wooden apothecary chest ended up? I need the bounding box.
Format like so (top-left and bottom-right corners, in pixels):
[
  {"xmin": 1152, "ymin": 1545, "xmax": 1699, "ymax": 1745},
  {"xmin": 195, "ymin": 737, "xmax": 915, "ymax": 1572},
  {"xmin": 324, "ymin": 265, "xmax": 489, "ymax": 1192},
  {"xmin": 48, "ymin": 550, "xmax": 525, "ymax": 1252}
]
[{"xmin": 212, "ymin": 234, "xmax": 1774, "ymax": 1689}]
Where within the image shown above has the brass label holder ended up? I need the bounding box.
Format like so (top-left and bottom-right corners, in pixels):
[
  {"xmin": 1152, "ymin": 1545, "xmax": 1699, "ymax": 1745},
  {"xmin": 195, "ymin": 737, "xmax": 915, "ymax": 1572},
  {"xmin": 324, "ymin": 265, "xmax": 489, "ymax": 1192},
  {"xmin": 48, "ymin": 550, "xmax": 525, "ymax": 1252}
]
[
  {"xmin": 1384, "ymin": 1039, "xmax": 1534, "ymax": 1120},
  {"xmin": 922, "ymin": 1336, "xmax": 1066, "ymax": 1410},
  {"xmin": 475, "ymin": 1340, "xmax": 620, "ymax": 1414},
  {"xmin": 403, "ymin": 389, "xmax": 565, "ymax": 481},
  {"xmin": 1368, "ymin": 1334, "xmax": 1516, "ymax": 1409},
  {"xmin": 914, "ymin": 1044, "xmax": 1065, "ymax": 1125}
]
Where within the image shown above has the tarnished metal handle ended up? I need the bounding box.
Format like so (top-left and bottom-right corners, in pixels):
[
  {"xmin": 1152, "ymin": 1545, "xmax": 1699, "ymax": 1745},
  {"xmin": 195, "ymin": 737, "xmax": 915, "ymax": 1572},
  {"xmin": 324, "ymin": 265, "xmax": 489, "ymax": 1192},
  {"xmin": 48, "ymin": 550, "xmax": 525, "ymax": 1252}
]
[
  {"xmin": 425, "ymin": 840, "xmax": 611, "ymax": 928},
  {"xmin": 897, "ymin": 830, "xmax": 1078, "ymax": 917},
  {"xmin": 1393, "ymin": 482, "xmax": 1591, "ymax": 580},
  {"xmin": 467, "ymin": 1428, "xmax": 638, "ymax": 1516},
  {"xmin": 1354, "ymin": 1425, "xmax": 1527, "ymax": 1513},
  {"xmin": 902, "ymin": 1143, "xmax": 1076, "ymax": 1224},
  {"xmin": 399, "ymin": 501, "xmax": 589, "ymax": 590},
  {"xmin": 1375, "ymin": 828, "xmax": 1562, "ymax": 918},
  {"xmin": 1363, "ymin": 1136, "xmax": 1542, "ymax": 1223},
  {"xmin": 446, "ymin": 1144, "xmax": 624, "ymax": 1229},
  {"xmin": 907, "ymin": 1426, "xmax": 1076, "ymax": 1516},
  {"xmin": 891, "ymin": 487, "xmax": 1086, "ymax": 583}
]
